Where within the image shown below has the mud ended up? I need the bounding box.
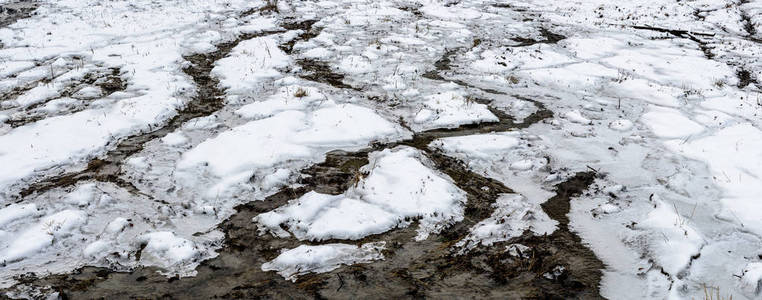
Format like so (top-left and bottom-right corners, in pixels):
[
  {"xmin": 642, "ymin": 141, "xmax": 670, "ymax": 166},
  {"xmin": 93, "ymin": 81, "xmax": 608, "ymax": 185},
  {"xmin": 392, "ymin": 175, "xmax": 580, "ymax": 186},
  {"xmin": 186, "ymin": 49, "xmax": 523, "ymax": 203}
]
[
  {"xmin": 278, "ymin": 19, "xmax": 319, "ymax": 54},
  {"xmin": 736, "ymin": 68, "xmax": 756, "ymax": 89},
  {"xmin": 510, "ymin": 28, "xmax": 566, "ymax": 47},
  {"xmin": 631, "ymin": 25, "xmax": 717, "ymax": 59},
  {"xmin": 4, "ymin": 58, "xmax": 602, "ymax": 298},
  {"xmin": 296, "ymin": 59, "xmax": 358, "ymax": 91},
  {"xmin": 240, "ymin": 0, "xmax": 279, "ymax": 18},
  {"xmin": 741, "ymin": 8, "xmax": 757, "ymax": 39},
  {"xmin": 0, "ymin": 0, "xmax": 37, "ymax": 29},
  {"xmin": 398, "ymin": 4, "xmax": 423, "ymax": 17},
  {"xmin": 277, "ymin": 19, "xmax": 360, "ymax": 91},
  {"xmin": 422, "ymin": 49, "xmax": 456, "ymax": 81}
]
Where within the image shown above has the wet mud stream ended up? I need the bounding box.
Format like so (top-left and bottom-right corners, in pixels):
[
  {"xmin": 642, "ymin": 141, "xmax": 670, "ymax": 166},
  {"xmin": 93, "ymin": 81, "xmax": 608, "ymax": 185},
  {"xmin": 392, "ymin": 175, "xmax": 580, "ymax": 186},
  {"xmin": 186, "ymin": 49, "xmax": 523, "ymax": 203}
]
[{"xmin": 5, "ymin": 12, "xmax": 605, "ymax": 300}]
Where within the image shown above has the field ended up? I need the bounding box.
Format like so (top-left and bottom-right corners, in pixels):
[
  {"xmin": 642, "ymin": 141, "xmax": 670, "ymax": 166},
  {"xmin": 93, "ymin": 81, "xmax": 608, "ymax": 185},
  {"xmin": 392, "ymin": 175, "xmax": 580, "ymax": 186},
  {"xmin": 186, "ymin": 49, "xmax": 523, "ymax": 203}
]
[{"xmin": 1, "ymin": 0, "xmax": 762, "ymax": 298}]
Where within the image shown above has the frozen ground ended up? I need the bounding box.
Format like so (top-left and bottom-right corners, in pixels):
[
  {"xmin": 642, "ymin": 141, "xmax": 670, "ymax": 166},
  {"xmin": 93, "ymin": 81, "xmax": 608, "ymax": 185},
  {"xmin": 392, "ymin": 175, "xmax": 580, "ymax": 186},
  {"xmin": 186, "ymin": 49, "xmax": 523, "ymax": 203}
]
[{"xmin": 2, "ymin": 0, "xmax": 762, "ymax": 299}]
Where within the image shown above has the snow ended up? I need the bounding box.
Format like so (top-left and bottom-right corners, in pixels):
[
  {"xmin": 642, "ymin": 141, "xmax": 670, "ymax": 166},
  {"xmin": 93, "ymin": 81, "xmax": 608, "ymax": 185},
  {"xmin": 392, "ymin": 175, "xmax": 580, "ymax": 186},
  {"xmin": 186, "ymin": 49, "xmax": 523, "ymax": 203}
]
[
  {"xmin": 3, "ymin": 0, "xmax": 762, "ymax": 297},
  {"xmin": 255, "ymin": 146, "xmax": 467, "ymax": 241},
  {"xmin": 137, "ymin": 232, "xmax": 198, "ymax": 267},
  {"xmin": 262, "ymin": 242, "xmax": 385, "ymax": 282},
  {"xmin": 563, "ymin": 110, "xmax": 592, "ymax": 125},
  {"xmin": 665, "ymin": 124, "xmax": 762, "ymax": 237},
  {"xmin": 0, "ymin": 0, "xmax": 264, "ymax": 197},
  {"xmin": 0, "ymin": 204, "xmax": 38, "ymax": 227},
  {"xmin": 64, "ymin": 183, "xmax": 97, "ymax": 206},
  {"xmin": 642, "ymin": 106, "xmax": 705, "ymax": 139},
  {"xmin": 161, "ymin": 132, "xmax": 189, "ymax": 146},
  {"xmin": 0, "ymin": 210, "xmax": 87, "ymax": 263},
  {"xmin": 429, "ymin": 133, "xmax": 520, "ymax": 159},
  {"xmin": 609, "ymin": 119, "xmax": 634, "ymax": 131},
  {"xmin": 413, "ymin": 90, "xmax": 498, "ymax": 129},
  {"xmin": 212, "ymin": 36, "xmax": 290, "ymax": 95},
  {"xmin": 177, "ymin": 86, "xmax": 406, "ymax": 198},
  {"xmin": 83, "ymin": 240, "xmax": 109, "ymax": 258},
  {"xmin": 105, "ymin": 217, "xmax": 129, "ymax": 234},
  {"xmin": 456, "ymin": 194, "xmax": 555, "ymax": 252},
  {"xmin": 639, "ymin": 195, "xmax": 705, "ymax": 275},
  {"xmin": 742, "ymin": 262, "xmax": 762, "ymax": 294}
]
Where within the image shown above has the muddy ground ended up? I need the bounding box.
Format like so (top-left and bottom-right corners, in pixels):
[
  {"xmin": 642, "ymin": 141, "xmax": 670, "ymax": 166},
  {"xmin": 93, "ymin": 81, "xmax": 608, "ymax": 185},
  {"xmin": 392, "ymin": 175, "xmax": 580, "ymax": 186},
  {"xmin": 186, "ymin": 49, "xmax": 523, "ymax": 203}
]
[
  {"xmin": 2, "ymin": 9, "xmax": 606, "ymax": 300},
  {"xmin": 0, "ymin": 1, "xmax": 37, "ymax": 30},
  {"xmin": 5, "ymin": 135, "xmax": 603, "ymax": 299}
]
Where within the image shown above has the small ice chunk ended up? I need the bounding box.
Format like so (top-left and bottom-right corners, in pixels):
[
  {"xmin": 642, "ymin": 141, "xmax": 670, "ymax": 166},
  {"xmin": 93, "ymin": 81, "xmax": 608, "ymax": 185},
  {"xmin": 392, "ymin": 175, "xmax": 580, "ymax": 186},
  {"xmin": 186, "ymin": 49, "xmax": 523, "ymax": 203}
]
[
  {"xmin": 641, "ymin": 107, "xmax": 703, "ymax": 139},
  {"xmin": 161, "ymin": 132, "xmax": 189, "ymax": 146},
  {"xmin": 83, "ymin": 240, "xmax": 109, "ymax": 258},
  {"xmin": 510, "ymin": 159, "xmax": 534, "ymax": 171},
  {"xmin": 105, "ymin": 217, "xmax": 129, "ymax": 234},
  {"xmin": 742, "ymin": 262, "xmax": 762, "ymax": 294},
  {"xmin": 563, "ymin": 110, "xmax": 592, "ymax": 125},
  {"xmin": 262, "ymin": 242, "xmax": 385, "ymax": 281},
  {"xmin": 0, "ymin": 210, "xmax": 87, "ymax": 263},
  {"xmin": 255, "ymin": 147, "xmax": 466, "ymax": 241},
  {"xmin": 72, "ymin": 86, "xmax": 103, "ymax": 99},
  {"xmin": 506, "ymin": 244, "xmax": 531, "ymax": 258},
  {"xmin": 429, "ymin": 133, "xmax": 520, "ymax": 159},
  {"xmin": 609, "ymin": 119, "xmax": 633, "ymax": 131},
  {"xmin": 137, "ymin": 232, "xmax": 198, "ymax": 266},
  {"xmin": 65, "ymin": 183, "xmax": 98, "ymax": 206},
  {"xmin": 456, "ymin": 194, "xmax": 555, "ymax": 251},
  {"xmin": 0, "ymin": 204, "xmax": 38, "ymax": 227}
]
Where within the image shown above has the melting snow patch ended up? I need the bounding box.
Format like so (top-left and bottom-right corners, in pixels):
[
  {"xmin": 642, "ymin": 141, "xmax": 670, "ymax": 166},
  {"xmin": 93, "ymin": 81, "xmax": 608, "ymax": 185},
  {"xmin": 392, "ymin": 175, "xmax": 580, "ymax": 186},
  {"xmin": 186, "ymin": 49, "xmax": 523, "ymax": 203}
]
[
  {"xmin": 639, "ymin": 195, "xmax": 704, "ymax": 275},
  {"xmin": 429, "ymin": 133, "xmax": 520, "ymax": 159},
  {"xmin": 563, "ymin": 110, "xmax": 592, "ymax": 125},
  {"xmin": 177, "ymin": 85, "xmax": 406, "ymax": 198},
  {"xmin": 414, "ymin": 90, "xmax": 498, "ymax": 129},
  {"xmin": 665, "ymin": 123, "xmax": 762, "ymax": 237},
  {"xmin": 212, "ymin": 36, "xmax": 290, "ymax": 95},
  {"xmin": 456, "ymin": 194, "xmax": 556, "ymax": 252},
  {"xmin": 0, "ymin": 204, "xmax": 38, "ymax": 227},
  {"xmin": 161, "ymin": 132, "xmax": 189, "ymax": 146},
  {"xmin": 255, "ymin": 146, "xmax": 466, "ymax": 241},
  {"xmin": 137, "ymin": 232, "xmax": 198, "ymax": 268},
  {"xmin": 641, "ymin": 106, "xmax": 704, "ymax": 139},
  {"xmin": 262, "ymin": 242, "xmax": 385, "ymax": 282},
  {"xmin": 0, "ymin": 210, "xmax": 87, "ymax": 263}
]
